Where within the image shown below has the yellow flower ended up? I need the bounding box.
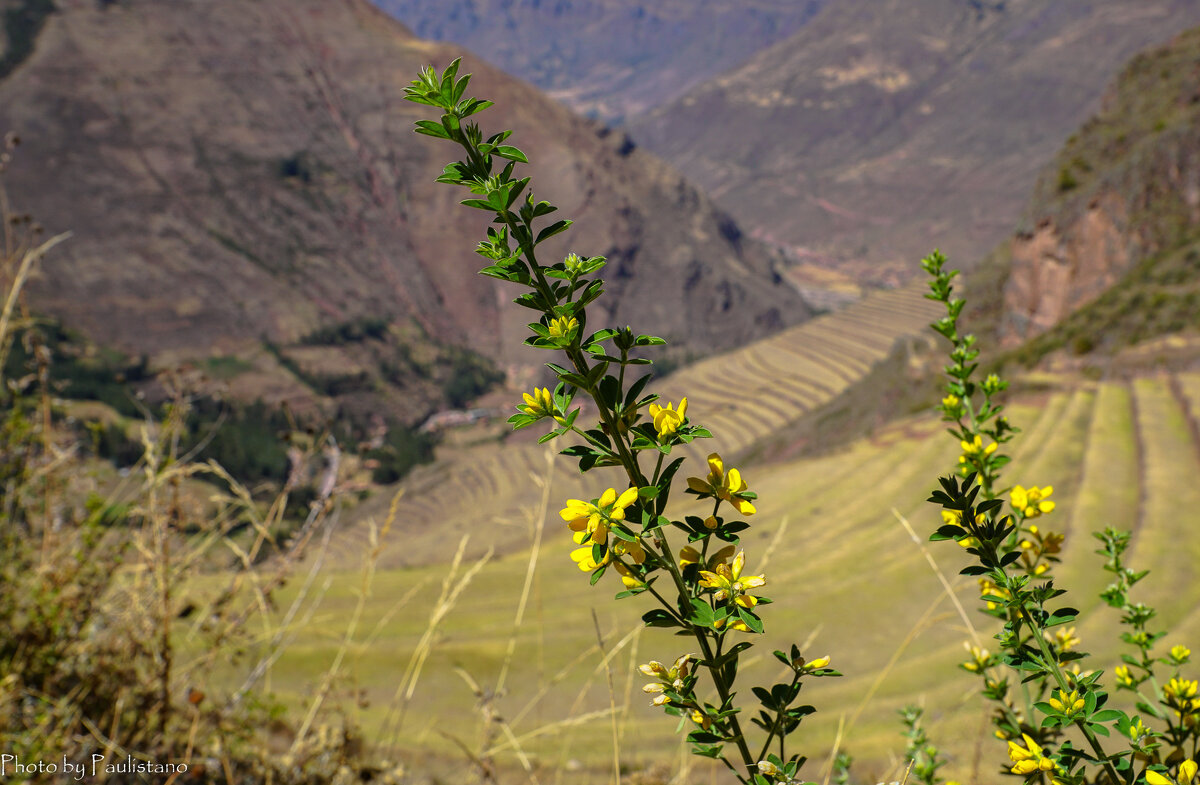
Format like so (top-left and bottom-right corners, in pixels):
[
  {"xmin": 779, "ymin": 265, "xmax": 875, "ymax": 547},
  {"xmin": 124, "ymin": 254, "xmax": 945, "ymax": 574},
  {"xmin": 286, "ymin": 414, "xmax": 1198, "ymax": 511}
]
[
  {"xmin": 1011, "ymin": 485, "xmax": 1055, "ymax": 518},
  {"xmin": 1115, "ymin": 665, "xmax": 1135, "ymax": 688},
  {"xmin": 648, "ymin": 397, "xmax": 688, "ymax": 438},
  {"xmin": 1007, "ymin": 733, "xmax": 1056, "ymax": 775},
  {"xmin": 613, "ymin": 560, "xmax": 644, "ymax": 588},
  {"xmin": 570, "ymin": 529, "xmax": 645, "ymax": 573},
  {"xmin": 519, "ymin": 387, "xmax": 556, "ymax": 418},
  {"xmin": 1165, "ymin": 677, "xmax": 1199, "ymax": 701},
  {"xmin": 802, "ymin": 655, "xmax": 831, "ymax": 671},
  {"xmin": 1166, "ymin": 686, "xmax": 1200, "ymax": 723},
  {"xmin": 687, "ymin": 453, "xmax": 757, "ymax": 515},
  {"xmin": 961, "ymin": 641, "xmax": 992, "ymax": 673},
  {"xmin": 547, "ymin": 315, "xmax": 578, "ymax": 341},
  {"xmin": 1048, "ymin": 689, "xmax": 1085, "ymax": 716},
  {"xmin": 1148, "ymin": 761, "xmax": 1198, "ymax": 785},
  {"xmin": 560, "ymin": 486, "xmax": 639, "ymax": 544},
  {"xmin": 1172, "ymin": 644, "xmax": 1193, "ymax": 664},
  {"xmin": 961, "ymin": 434, "xmax": 998, "ymax": 457},
  {"xmin": 714, "ymin": 617, "xmax": 753, "ymax": 633},
  {"xmin": 639, "ymin": 654, "xmax": 694, "ymax": 705},
  {"xmin": 690, "ymin": 709, "xmax": 711, "ymax": 729},
  {"xmin": 942, "ymin": 394, "xmax": 960, "ymax": 410},
  {"xmin": 1048, "ymin": 626, "xmax": 1080, "ymax": 652},
  {"xmin": 1128, "ymin": 716, "xmax": 1149, "ymax": 743},
  {"xmin": 569, "ymin": 541, "xmax": 603, "ymax": 571},
  {"xmin": 698, "ymin": 551, "xmax": 765, "ymax": 609},
  {"xmin": 679, "ymin": 544, "xmax": 735, "ymax": 571}
]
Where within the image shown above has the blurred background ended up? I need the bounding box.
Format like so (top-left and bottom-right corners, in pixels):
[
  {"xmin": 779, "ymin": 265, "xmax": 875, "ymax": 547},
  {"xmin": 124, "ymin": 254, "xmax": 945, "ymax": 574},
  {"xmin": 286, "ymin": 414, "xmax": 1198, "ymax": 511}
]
[{"xmin": 1, "ymin": 1, "xmax": 1199, "ymax": 782}]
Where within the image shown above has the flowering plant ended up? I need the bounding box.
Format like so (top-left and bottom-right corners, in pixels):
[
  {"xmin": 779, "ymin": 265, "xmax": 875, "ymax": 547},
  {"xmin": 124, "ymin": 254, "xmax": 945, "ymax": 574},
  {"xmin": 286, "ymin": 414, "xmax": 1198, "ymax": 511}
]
[
  {"xmin": 406, "ymin": 59, "xmax": 838, "ymax": 784},
  {"xmin": 923, "ymin": 251, "xmax": 1199, "ymax": 785}
]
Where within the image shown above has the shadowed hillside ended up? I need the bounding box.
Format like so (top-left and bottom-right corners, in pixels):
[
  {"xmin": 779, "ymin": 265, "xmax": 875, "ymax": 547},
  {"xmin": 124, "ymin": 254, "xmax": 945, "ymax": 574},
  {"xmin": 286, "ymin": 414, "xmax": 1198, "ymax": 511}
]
[{"xmin": 0, "ymin": 0, "xmax": 809, "ymax": 422}]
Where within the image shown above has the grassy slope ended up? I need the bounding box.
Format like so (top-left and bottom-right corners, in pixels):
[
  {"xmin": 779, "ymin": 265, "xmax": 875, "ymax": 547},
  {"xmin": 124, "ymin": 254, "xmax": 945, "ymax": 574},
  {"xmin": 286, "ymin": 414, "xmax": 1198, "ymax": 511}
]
[
  {"xmin": 228, "ymin": 364, "xmax": 1200, "ymax": 784},
  {"xmin": 321, "ymin": 283, "xmax": 942, "ymax": 566}
]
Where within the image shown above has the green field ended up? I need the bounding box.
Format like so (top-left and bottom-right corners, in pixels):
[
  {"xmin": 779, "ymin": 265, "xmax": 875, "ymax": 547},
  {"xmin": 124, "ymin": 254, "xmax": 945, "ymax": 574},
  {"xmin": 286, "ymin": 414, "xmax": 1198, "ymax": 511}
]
[{"xmin": 220, "ymin": 299, "xmax": 1200, "ymax": 784}]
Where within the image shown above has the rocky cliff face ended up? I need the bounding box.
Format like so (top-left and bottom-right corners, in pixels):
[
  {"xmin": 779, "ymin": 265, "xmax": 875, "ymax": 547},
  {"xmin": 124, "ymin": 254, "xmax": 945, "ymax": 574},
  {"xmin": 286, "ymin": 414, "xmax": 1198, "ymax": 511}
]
[
  {"xmin": 0, "ymin": 0, "xmax": 809, "ymax": 390},
  {"xmin": 1001, "ymin": 26, "xmax": 1200, "ymax": 345}
]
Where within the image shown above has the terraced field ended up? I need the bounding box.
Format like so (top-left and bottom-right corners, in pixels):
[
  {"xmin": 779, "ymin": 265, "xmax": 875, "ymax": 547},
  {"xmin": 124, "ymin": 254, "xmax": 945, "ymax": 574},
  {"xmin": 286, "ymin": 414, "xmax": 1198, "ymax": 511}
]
[
  {"xmin": 265, "ymin": 368, "xmax": 1200, "ymax": 784},
  {"xmin": 327, "ymin": 283, "xmax": 942, "ymax": 566},
  {"xmin": 656, "ymin": 282, "xmax": 941, "ymax": 458}
]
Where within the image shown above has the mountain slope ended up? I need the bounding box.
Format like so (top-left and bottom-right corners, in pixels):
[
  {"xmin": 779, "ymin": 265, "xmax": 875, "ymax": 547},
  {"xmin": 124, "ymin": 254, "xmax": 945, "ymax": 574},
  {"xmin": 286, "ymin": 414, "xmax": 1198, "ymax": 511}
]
[
  {"xmin": 1001, "ymin": 25, "xmax": 1200, "ymax": 350},
  {"xmin": 370, "ymin": 0, "xmax": 829, "ymax": 124},
  {"xmin": 0, "ymin": 0, "xmax": 809, "ymax": 403},
  {"xmin": 629, "ymin": 0, "xmax": 1200, "ymax": 286}
]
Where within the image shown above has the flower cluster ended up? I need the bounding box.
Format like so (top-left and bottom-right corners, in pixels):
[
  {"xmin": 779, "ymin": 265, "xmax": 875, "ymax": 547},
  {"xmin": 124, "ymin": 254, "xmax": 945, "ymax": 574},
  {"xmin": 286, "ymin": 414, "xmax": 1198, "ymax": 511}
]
[
  {"xmin": 1007, "ymin": 733, "xmax": 1058, "ymax": 776},
  {"xmin": 1163, "ymin": 677, "xmax": 1200, "ymax": 722},
  {"xmin": 687, "ymin": 452, "xmax": 757, "ymax": 515},
  {"xmin": 1011, "ymin": 484, "xmax": 1055, "ymax": 518},
  {"xmin": 560, "ymin": 486, "xmax": 638, "ymax": 546},
  {"xmin": 959, "ymin": 642, "xmax": 994, "ymax": 674},
  {"xmin": 640, "ymin": 654, "xmax": 694, "ymax": 706}
]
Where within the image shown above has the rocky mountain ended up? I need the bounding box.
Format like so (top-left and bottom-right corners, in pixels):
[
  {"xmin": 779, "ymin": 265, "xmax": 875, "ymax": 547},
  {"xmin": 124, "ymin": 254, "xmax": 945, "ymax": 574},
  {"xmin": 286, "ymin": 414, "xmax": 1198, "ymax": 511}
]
[
  {"xmin": 628, "ymin": 0, "xmax": 1200, "ymax": 287},
  {"xmin": 370, "ymin": 0, "xmax": 829, "ymax": 124},
  {"xmin": 0, "ymin": 0, "xmax": 809, "ymax": 421},
  {"xmin": 999, "ymin": 25, "xmax": 1200, "ymax": 353}
]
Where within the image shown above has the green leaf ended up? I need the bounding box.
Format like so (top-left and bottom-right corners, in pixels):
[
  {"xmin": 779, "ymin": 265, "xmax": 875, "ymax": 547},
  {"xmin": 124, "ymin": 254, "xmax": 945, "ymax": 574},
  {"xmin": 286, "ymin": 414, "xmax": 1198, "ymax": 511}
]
[
  {"xmin": 458, "ymin": 98, "xmax": 493, "ymax": 117},
  {"xmin": 536, "ymin": 219, "xmax": 573, "ymax": 244},
  {"xmin": 686, "ymin": 731, "xmax": 723, "ymax": 744},
  {"xmin": 439, "ymin": 58, "xmax": 461, "ymax": 99},
  {"xmin": 493, "ymin": 145, "xmax": 528, "ymax": 163},
  {"xmin": 414, "ymin": 119, "xmax": 450, "ymax": 138},
  {"xmin": 642, "ymin": 609, "xmax": 681, "ymax": 628},
  {"xmin": 689, "ymin": 598, "xmax": 717, "ymax": 628},
  {"xmin": 1045, "ymin": 607, "xmax": 1079, "ymax": 627},
  {"xmin": 736, "ymin": 606, "xmax": 764, "ymax": 634},
  {"xmin": 1089, "ymin": 709, "xmax": 1123, "ymax": 723}
]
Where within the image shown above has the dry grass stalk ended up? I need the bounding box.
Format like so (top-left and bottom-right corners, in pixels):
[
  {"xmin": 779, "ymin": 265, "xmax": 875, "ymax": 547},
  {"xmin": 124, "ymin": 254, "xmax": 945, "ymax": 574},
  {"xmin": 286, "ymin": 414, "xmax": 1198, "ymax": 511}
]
[
  {"xmin": 593, "ymin": 609, "xmax": 623, "ymax": 785},
  {"xmin": 378, "ymin": 533, "xmax": 494, "ymax": 755}
]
